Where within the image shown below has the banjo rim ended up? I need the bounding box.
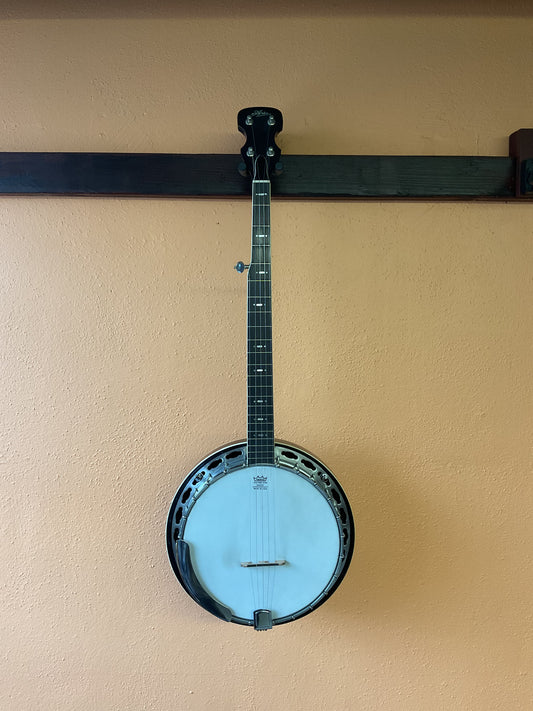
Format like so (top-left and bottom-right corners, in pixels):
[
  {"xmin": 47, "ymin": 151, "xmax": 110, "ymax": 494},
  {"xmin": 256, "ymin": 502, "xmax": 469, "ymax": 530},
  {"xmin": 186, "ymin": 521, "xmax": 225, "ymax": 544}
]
[{"xmin": 166, "ymin": 439, "xmax": 355, "ymax": 627}]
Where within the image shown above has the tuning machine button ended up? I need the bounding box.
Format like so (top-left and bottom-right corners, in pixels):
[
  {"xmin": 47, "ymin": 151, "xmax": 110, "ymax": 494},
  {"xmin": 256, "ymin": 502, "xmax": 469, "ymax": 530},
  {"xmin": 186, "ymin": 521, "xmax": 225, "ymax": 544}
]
[{"xmin": 234, "ymin": 261, "xmax": 249, "ymax": 273}]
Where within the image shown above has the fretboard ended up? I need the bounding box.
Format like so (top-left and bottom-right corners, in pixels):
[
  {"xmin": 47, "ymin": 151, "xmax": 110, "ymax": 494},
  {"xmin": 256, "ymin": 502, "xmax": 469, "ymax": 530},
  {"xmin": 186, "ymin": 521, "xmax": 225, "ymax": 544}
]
[{"xmin": 247, "ymin": 180, "xmax": 274, "ymax": 465}]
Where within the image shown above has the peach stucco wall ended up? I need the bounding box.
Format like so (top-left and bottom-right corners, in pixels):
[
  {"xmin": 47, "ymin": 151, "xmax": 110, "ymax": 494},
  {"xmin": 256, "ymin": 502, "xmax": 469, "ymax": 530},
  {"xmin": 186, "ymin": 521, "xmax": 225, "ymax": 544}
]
[{"xmin": 1, "ymin": 3, "xmax": 532, "ymax": 710}]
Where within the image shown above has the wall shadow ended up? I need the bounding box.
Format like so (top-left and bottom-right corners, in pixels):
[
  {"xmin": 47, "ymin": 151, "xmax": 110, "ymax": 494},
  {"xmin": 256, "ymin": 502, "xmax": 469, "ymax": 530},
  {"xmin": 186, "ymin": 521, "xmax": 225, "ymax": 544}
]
[
  {"xmin": 320, "ymin": 447, "xmax": 467, "ymax": 623},
  {"xmin": 1, "ymin": 0, "xmax": 532, "ymax": 20}
]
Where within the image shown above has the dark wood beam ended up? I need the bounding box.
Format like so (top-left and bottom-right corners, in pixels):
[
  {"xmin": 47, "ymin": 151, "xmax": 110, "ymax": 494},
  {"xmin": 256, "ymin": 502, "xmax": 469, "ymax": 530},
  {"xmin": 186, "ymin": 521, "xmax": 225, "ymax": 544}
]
[{"xmin": 0, "ymin": 129, "xmax": 531, "ymax": 200}]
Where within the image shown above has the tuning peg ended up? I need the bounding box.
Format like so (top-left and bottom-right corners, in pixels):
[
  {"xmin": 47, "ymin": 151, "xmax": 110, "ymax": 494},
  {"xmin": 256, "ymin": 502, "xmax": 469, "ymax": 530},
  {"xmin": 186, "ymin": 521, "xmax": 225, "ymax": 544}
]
[
  {"xmin": 273, "ymin": 161, "xmax": 283, "ymax": 176},
  {"xmin": 238, "ymin": 161, "xmax": 248, "ymax": 177},
  {"xmin": 234, "ymin": 261, "xmax": 249, "ymax": 273}
]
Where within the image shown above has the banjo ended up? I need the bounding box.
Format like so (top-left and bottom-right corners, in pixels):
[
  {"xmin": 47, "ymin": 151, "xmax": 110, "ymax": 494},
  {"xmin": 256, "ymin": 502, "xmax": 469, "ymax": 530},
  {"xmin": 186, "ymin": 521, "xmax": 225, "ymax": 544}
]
[{"xmin": 167, "ymin": 108, "xmax": 354, "ymax": 630}]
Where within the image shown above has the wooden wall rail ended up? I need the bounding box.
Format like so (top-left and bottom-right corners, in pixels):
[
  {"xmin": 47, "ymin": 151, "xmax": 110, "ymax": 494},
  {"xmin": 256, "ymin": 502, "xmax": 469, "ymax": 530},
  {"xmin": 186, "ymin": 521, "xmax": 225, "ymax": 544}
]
[{"xmin": 0, "ymin": 129, "xmax": 530, "ymax": 200}]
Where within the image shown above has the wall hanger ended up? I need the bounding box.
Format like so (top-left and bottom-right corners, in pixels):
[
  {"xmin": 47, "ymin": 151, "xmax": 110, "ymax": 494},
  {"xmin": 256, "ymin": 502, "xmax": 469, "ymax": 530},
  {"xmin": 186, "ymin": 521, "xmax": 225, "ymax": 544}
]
[{"xmin": 0, "ymin": 123, "xmax": 531, "ymax": 201}]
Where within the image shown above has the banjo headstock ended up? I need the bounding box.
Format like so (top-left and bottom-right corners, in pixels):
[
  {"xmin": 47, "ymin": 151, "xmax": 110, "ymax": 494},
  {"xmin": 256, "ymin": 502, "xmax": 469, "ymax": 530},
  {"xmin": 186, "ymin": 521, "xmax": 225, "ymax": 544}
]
[{"xmin": 238, "ymin": 107, "xmax": 283, "ymax": 179}]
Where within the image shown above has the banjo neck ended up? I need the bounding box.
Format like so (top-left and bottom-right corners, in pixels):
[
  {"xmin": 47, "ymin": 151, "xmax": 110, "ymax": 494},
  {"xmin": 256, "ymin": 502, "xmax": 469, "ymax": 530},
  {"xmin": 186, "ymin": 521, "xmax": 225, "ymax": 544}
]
[
  {"xmin": 235, "ymin": 107, "xmax": 283, "ymax": 466},
  {"xmin": 247, "ymin": 178, "xmax": 274, "ymax": 465}
]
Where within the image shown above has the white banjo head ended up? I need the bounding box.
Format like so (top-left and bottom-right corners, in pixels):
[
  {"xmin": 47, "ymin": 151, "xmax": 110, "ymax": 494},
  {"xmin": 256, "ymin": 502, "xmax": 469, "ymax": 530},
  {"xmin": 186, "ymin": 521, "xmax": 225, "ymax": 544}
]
[{"xmin": 167, "ymin": 442, "xmax": 354, "ymax": 629}]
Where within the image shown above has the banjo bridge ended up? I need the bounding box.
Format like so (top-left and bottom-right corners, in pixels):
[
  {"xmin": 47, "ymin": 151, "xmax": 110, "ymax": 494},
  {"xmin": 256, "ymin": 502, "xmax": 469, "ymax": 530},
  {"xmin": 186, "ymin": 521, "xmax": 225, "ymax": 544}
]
[{"xmin": 240, "ymin": 559, "xmax": 287, "ymax": 568}]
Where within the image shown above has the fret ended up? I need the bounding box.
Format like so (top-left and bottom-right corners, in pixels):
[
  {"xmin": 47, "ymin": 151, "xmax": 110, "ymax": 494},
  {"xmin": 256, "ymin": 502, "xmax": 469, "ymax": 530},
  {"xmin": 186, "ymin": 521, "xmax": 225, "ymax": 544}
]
[{"xmin": 247, "ymin": 334, "xmax": 272, "ymax": 342}]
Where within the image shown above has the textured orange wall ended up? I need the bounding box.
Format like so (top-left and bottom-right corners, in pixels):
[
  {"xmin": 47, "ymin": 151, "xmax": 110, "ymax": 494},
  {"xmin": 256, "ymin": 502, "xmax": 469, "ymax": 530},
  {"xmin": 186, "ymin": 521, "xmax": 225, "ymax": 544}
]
[{"xmin": 1, "ymin": 3, "xmax": 533, "ymax": 710}]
